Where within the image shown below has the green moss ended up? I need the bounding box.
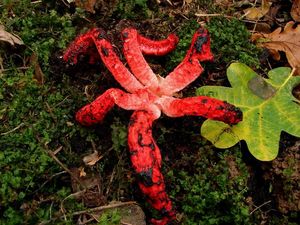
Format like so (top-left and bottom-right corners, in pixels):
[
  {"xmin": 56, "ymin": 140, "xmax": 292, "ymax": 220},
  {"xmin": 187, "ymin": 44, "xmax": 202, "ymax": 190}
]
[
  {"xmin": 0, "ymin": 1, "xmax": 91, "ymax": 224},
  {"xmin": 166, "ymin": 17, "xmax": 260, "ymax": 71},
  {"xmin": 166, "ymin": 147, "xmax": 252, "ymax": 225},
  {"xmin": 165, "ymin": 20, "xmax": 200, "ymax": 71},
  {"xmin": 98, "ymin": 209, "xmax": 122, "ymax": 225},
  {"xmin": 207, "ymin": 17, "xmax": 261, "ymax": 67},
  {"xmin": 114, "ymin": 0, "xmax": 151, "ymax": 19},
  {"xmin": 111, "ymin": 118, "xmax": 128, "ymax": 154}
]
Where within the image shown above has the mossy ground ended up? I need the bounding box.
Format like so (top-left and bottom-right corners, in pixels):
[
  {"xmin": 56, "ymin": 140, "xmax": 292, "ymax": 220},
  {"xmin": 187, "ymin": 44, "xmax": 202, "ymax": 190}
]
[{"xmin": 0, "ymin": 0, "xmax": 299, "ymax": 224}]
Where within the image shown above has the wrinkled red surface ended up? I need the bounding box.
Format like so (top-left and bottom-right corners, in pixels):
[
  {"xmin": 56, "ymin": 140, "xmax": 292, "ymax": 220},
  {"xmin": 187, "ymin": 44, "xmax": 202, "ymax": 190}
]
[
  {"xmin": 64, "ymin": 27, "xmax": 242, "ymax": 225},
  {"xmin": 128, "ymin": 111, "xmax": 176, "ymax": 223}
]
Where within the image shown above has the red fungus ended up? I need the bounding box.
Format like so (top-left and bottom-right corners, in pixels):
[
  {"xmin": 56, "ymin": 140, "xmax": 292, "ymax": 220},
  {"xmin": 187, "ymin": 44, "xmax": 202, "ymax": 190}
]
[{"xmin": 63, "ymin": 27, "xmax": 242, "ymax": 225}]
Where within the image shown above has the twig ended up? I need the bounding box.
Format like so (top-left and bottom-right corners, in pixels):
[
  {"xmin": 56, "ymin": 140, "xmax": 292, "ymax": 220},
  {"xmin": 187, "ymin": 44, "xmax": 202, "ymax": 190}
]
[
  {"xmin": 91, "ymin": 139, "xmax": 97, "ymax": 152},
  {"xmin": 179, "ymin": 13, "xmax": 189, "ymax": 20},
  {"xmin": 105, "ymin": 167, "xmax": 116, "ymax": 196},
  {"xmin": 45, "ymin": 102, "xmax": 57, "ymax": 123},
  {"xmin": 251, "ymin": 17, "xmax": 260, "ymax": 33},
  {"xmin": 53, "ymin": 146, "xmax": 63, "ymax": 155},
  {"xmin": 166, "ymin": 0, "xmax": 173, "ymax": 6},
  {"xmin": 60, "ymin": 190, "xmax": 87, "ymax": 214},
  {"xmin": 0, "ymin": 66, "xmax": 30, "ymax": 72},
  {"xmin": 34, "ymin": 171, "xmax": 67, "ymax": 193},
  {"xmin": 78, "ymin": 216, "xmax": 95, "ymax": 225},
  {"xmin": 1, "ymin": 122, "xmax": 25, "ymax": 135},
  {"xmin": 105, "ymin": 149, "xmax": 126, "ymax": 197},
  {"xmin": 121, "ymin": 222, "xmax": 133, "ymax": 225},
  {"xmin": 60, "ymin": 0, "xmax": 71, "ymax": 8},
  {"xmin": 47, "ymin": 148, "xmax": 87, "ymax": 189},
  {"xmin": 72, "ymin": 201, "xmax": 137, "ymax": 216},
  {"xmin": 195, "ymin": 13, "xmax": 258, "ymax": 24},
  {"xmin": 250, "ymin": 200, "xmax": 272, "ymax": 215},
  {"xmin": 39, "ymin": 201, "xmax": 137, "ymax": 224},
  {"xmin": 31, "ymin": 0, "xmax": 42, "ymax": 4},
  {"xmin": 53, "ymin": 95, "xmax": 70, "ymax": 108},
  {"xmin": 35, "ymin": 135, "xmax": 87, "ymax": 189},
  {"xmin": 49, "ymin": 201, "xmax": 54, "ymax": 221},
  {"xmin": 195, "ymin": 13, "xmax": 234, "ymax": 19},
  {"xmin": 0, "ymin": 56, "xmax": 4, "ymax": 75}
]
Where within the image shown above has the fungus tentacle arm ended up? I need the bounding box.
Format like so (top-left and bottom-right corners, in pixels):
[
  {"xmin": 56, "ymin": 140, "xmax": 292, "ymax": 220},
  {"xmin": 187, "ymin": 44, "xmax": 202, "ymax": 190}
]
[
  {"xmin": 137, "ymin": 32, "xmax": 179, "ymax": 56},
  {"xmin": 76, "ymin": 89, "xmax": 162, "ymax": 126},
  {"xmin": 160, "ymin": 28, "xmax": 214, "ymax": 95},
  {"xmin": 63, "ymin": 28, "xmax": 143, "ymax": 93},
  {"xmin": 92, "ymin": 36, "xmax": 144, "ymax": 93},
  {"xmin": 160, "ymin": 58, "xmax": 204, "ymax": 95},
  {"xmin": 76, "ymin": 88, "xmax": 115, "ymax": 126},
  {"xmin": 63, "ymin": 28, "xmax": 100, "ymax": 64},
  {"xmin": 128, "ymin": 111, "xmax": 176, "ymax": 225},
  {"xmin": 160, "ymin": 96, "xmax": 243, "ymax": 125},
  {"xmin": 122, "ymin": 28, "xmax": 159, "ymax": 90}
]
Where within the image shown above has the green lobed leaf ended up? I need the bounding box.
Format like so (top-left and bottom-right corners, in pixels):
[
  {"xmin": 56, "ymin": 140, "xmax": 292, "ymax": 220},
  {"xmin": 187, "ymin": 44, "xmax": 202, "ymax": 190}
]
[{"xmin": 196, "ymin": 63, "xmax": 300, "ymax": 161}]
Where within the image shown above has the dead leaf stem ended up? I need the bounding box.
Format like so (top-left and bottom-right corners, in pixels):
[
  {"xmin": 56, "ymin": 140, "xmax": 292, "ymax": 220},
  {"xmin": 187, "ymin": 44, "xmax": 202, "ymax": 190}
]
[
  {"xmin": 250, "ymin": 200, "xmax": 272, "ymax": 215},
  {"xmin": 71, "ymin": 201, "xmax": 137, "ymax": 216},
  {"xmin": 1, "ymin": 122, "xmax": 25, "ymax": 135},
  {"xmin": 46, "ymin": 147, "xmax": 87, "ymax": 189}
]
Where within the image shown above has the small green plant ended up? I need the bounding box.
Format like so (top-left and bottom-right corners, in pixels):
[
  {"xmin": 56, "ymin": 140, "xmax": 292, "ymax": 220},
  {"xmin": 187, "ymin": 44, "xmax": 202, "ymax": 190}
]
[
  {"xmin": 111, "ymin": 118, "xmax": 128, "ymax": 153},
  {"xmin": 165, "ymin": 20, "xmax": 200, "ymax": 71},
  {"xmin": 0, "ymin": 1, "xmax": 92, "ymax": 224},
  {"xmin": 98, "ymin": 209, "xmax": 122, "ymax": 225},
  {"xmin": 1, "ymin": 4, "xmax": 76, "ymax": 68},
  {"xmin": 166, "ymin": 18, "xmax": 260, "ymax": 71},
  {"xmin": 114, "ymin": 0, "xmax": 150, "ymax": 19}
]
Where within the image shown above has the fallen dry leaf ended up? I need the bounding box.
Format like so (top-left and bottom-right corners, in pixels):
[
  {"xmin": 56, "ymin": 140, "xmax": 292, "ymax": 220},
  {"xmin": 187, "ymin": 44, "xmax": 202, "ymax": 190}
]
[
  {"xmin": 79, "ymin": 167, "xmax": 87, "ymax": 177},
  {"xmin": 83, "ymin": 150, "xmax": 103, "ymax": 166},
  {"xmin": 75, "ymin": 0, "xmax": 97, "ymax": 13},
  {"xmin": 0, "ymin": 25, "xmax": 24, "ymax": 46},
  {"xmin": 252, "ymin": 21, "xmax": 300, "ymax": 75},
  {"xmin": 291, "ymin": 0, "xmax": 300, "ymax": 22},
  {"xmin": 30, "ymin": 53, "xmax": 44, "ymax": 85},
  {"xmin": 244, "ymin": 0, "xmax": 272, "ymax": 20},
  {"xmin": 214, "ymin": 0, "xmax": 233, "ymax": 8}
]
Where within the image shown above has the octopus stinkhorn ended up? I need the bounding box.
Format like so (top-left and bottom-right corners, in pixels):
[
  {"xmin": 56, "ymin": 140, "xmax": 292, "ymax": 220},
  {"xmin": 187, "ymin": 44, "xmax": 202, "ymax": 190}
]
[{"xmin": 63, "ymin": 27, "xmax": 242, "ymax": 225}]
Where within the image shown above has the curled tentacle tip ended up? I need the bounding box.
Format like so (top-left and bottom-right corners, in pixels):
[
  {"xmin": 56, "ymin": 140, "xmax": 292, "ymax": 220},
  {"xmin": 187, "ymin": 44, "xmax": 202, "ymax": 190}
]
[
  {"xmin": 121, "ymin": 27, "xmax": 137, "ymax": 40},
  {"xmin": 224, "ymin": 104, "xmax": 243, "ymax": 125},
  {"xmin": 169, "ymin": 33, "xmax": 180, "ymax": 44},
  {"xmin": 188, "ymin": 28, "xmax": 214, "ymax": 62},
  {"xmin": 91, "ymin": 27, "xmax": 107, "ymax": 40},
  {"xmin": 196, "ymin": 27, "xmax": 207, "ymax": 34},
  {"xmin": 233, "ymin": 107, "xmax": 243, "ymax": 123}
]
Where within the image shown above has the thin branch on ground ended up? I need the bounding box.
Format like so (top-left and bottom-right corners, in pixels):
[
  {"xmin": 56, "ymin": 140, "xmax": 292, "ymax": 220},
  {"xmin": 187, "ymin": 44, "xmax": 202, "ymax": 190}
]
[
  {"xmin": 34, "ymin": 171, "xmax": 67, "ymax": 193},
  {"xmin": 46, "ymin": 147, "xmax": 87, "ymax": 189},
  {"xmin": 60, "ymin": 190, "xmax": 87, "ymax": 214},
  {"xmin": 1, "ymin": 122, "xmax": 25, "ymax": 135},
  {"xmin": 45, "ymin": 102, "xmax": 57, "ymax": 123},
  {"xmin": 31, "ymin": 0, "xmax": 42, "ymax": 4},
  {"xmin": 72, "ymin": 201, "xmax": 137, "ymax": 216},
  {"xmin": 105, "ymin": 166, "xmax": 116, "ymax": 197},
  {"xmin": 250, "ymin": 200, "xmax": 272, "ymax": 215}
]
